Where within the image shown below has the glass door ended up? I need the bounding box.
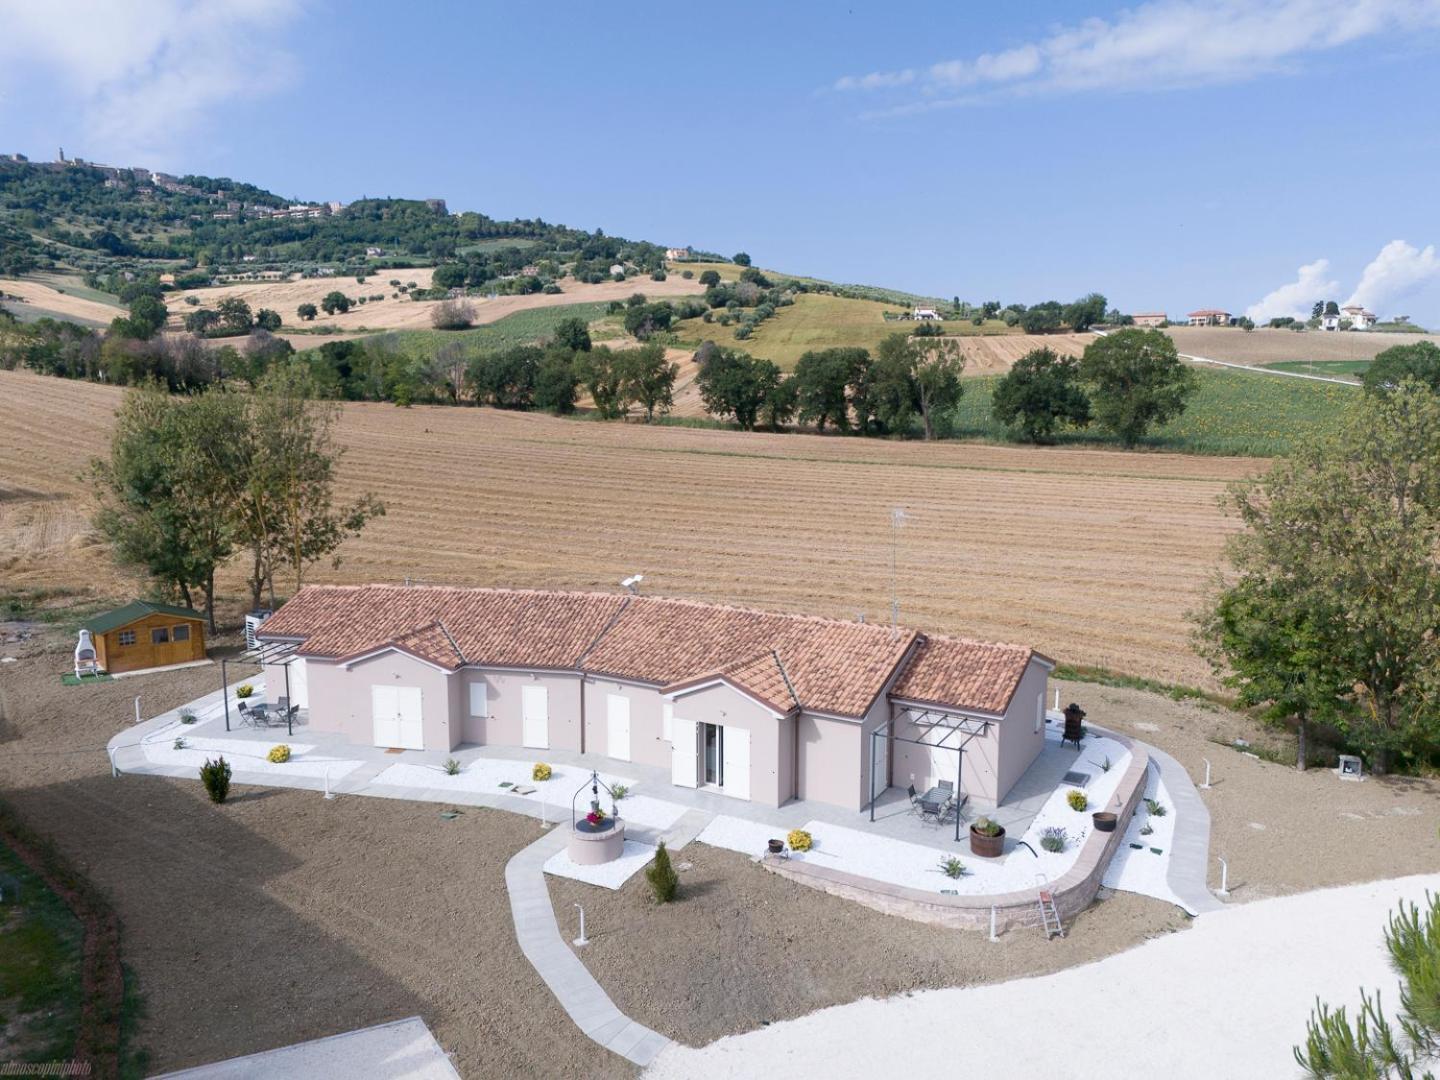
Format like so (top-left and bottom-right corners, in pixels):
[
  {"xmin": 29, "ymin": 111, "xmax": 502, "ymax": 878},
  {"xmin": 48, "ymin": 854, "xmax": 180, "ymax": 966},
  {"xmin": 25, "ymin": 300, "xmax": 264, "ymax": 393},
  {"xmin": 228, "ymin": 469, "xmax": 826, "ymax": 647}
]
[{"xmin": 703, "ymin": 723, "xmax": 724, "ymax": 786}]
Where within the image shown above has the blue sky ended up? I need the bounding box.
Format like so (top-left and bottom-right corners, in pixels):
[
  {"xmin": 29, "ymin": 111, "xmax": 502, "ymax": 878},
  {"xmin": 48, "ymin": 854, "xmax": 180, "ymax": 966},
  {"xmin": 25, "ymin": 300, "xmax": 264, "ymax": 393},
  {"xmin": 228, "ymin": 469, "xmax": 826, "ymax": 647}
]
[{"xmin": 3, "ymin": 0, "xmax": 1440, "ymax": 321}]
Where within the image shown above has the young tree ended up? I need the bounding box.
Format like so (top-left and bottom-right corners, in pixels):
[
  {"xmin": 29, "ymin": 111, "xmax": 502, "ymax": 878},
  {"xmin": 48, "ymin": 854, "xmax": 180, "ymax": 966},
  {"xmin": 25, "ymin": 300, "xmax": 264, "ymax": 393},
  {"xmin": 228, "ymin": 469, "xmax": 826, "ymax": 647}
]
[
  {"xmin": 793, "ymin": 347, "xmax": 868, "ymax": 432},
  {"xmin": 1020, "ymin": 305, "xmax": 1062, "ymax": 334},
  {"xmin": 698, "ymin": 269, "xmax": 721, "ymax": 287},
  {"xmin": 255, "ymin": 308, "xmax": 282, "ymax": 331},
  {"xmin": 431, "ymin": 298, "xmax": 475, "ymax": 330},
  {"xmin": 1362, "ymin": 340, "xmax": 1440, "ymax": 396},
  {"xmin": 297, "ymin": 302, "xmax": 318, "ymax": 321},
  {"xmin": 184, "ymin": 308, "xmax": 219, "ymax": 334},
  {"xmin": 695, "ymin": 347, "xmax": 780, "ymax": 430},
  {"xmin": 1078, "ymin": 328, "xmax": 1197, "ymax": 447},
  {"xmin": 991, "ymin": 347, "xmax": 1092, "ymax": 443},
  {"xmin": 912, "ymin": 340, "xmax": 966, "ymax": 440},
  {"xmin": 761, "ymin": 374, "xmax": 798, "ymax": 431},
  {"xmin": 617, "ymin": 343, "xmax": 677, "ymax": 422},
  {"xmin": 1061, "ymin": 292, "xmax": 1107, "ymax": 332},
  {"xmin": 1209, "ymin": 382, "xmax": 1440, "ymax": 770},
  {"xmin": 1295, "ymin": 893, "xmax": 1440, "ymax": 1078},
  {"xmin": 732, "ymin": 252, "xmax": 752, "ymax": 267},
  {"xmin": 216, "ymin": 297, "xmax": 254, "ymax": 334},
  {"xmin": 576, "ymin": 346, "xmax": 628, "ymax": 419}
]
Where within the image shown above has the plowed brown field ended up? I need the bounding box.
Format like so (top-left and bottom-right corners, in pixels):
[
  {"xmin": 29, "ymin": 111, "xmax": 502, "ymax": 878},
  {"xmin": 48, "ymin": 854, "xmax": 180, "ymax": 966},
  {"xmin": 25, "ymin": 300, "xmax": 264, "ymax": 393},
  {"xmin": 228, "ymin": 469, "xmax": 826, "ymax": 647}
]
[
  {"xmin": 1165, "ymin": 326, "xmax": 1440, "ymax": 364},
  {"xmin": 0, "ymin": 369, "xmax": 1257, "ymax": 686}
]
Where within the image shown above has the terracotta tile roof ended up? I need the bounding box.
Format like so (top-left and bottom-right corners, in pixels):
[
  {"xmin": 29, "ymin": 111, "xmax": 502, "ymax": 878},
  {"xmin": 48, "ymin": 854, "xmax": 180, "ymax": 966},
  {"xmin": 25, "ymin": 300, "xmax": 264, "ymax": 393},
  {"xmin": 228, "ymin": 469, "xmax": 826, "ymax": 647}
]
[
  {"xmin": 260, "ymin": 585, "xmax": 1040, "ymax": 720},
  {"xmin": 889, "ymin": 634, "xmax": 1045, "ymax": 716}
]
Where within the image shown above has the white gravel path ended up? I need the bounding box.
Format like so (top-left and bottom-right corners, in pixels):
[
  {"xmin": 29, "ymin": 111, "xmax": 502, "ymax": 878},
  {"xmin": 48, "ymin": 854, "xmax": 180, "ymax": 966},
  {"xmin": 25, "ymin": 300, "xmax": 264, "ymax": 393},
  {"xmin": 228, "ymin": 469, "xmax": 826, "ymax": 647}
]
[
  {"xmin": 138, "ymin": 727, "xmax": 364, "ymax": 781},
  {"xmin": 1103, "ymin": 765, "xmax": 1187, "ymax": 910},
  {"xmin": 645, "ymin": 873, "xmax": 1440, "ymax": 1080},
  {"xmin": 370, "ymin": 758, "xmax": 635, "ymax": 805}
]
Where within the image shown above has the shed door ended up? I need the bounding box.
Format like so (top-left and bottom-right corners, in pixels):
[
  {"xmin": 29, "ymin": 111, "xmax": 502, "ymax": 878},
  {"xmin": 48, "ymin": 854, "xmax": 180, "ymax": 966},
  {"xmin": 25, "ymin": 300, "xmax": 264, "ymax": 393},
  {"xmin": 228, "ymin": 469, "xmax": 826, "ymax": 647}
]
[
  {"xmin": 522, "ymin": 685, "xmax": 549, "ymax": 749},
  {"xmin": 371, "ymin": 685, "xmax": 399, "ymax": 748},
  {"xmin": 606, "ymin": 694, "xmax": 631, "ymax": 761},
  {"xmin": 671, "ymin": 717, "xmax": 698, "ymax": 788},
  {"xmin": 721, "ymin": 725, "xmax": 750, "ymax": 801},
  {"xmin": 396, "ymin": 686, "xmax": 424, "ymax": 750}
]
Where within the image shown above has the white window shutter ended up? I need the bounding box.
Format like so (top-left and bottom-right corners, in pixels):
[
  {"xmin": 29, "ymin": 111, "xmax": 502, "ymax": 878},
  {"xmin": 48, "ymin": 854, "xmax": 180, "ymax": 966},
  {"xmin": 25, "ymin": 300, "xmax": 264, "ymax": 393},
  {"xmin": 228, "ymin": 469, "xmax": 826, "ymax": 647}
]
[
  {"xmin": 722, "ymin": 726, "xmax": 750, "ymax": 801},
  {"xmin": 670, "ymin": 717, "xmax": 698, "ymax": 787},
  {"xmin": 469, "ymin": 681, "xmax": 488, "ymax": 717}
]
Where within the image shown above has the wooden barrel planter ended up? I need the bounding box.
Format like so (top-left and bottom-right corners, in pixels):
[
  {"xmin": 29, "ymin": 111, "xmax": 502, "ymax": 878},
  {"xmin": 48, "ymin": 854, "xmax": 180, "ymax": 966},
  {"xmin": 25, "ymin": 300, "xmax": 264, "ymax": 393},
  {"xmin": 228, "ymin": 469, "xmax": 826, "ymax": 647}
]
[
  {"xmin": 767, "ymin": 838, "xmax": 784, "ymax": 855},
  {"xmin": 969, "ymin": 823, "xmax": 1006, "ymax": 858},
  {"xmin": 1092, "ymin": 811, "xmax": 1118, "ymax": 833}
]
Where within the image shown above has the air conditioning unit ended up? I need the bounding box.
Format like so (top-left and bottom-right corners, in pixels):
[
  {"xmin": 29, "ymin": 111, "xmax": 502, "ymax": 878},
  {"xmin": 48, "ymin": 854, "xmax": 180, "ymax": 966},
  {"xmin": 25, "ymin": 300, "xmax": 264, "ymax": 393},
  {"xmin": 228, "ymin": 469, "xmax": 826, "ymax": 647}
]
[{"xmin": 244, "ymin": 610, "xmax": 273, "ymax": 650}]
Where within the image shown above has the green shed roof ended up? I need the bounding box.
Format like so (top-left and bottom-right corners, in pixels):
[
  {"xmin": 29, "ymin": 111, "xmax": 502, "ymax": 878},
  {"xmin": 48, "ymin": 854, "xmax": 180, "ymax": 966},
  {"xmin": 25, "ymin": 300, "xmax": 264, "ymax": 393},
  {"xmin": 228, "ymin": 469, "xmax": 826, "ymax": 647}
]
[{"xmin": 84, "ymin": 600, "xmax": 203, "ymax": 636}]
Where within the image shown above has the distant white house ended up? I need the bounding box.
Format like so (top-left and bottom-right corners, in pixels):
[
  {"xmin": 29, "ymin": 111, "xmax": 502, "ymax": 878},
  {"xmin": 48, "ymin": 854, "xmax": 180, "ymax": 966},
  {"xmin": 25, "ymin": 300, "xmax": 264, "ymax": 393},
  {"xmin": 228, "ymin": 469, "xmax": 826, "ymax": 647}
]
[
  {"xmin": 912, "ymin": 307, "xmax": 942, "ymax": 321},
  {"xmin": 665, "ymin": 247, "xmax": 690, "ymax": 261},
  {"xmin": 609, "ymin": 264, "xmax": 625, "ymax": 277},
  {"xmin": 1341, "ymin": 304, "xmax": 1377, "ymax": 330},
  {"xmin": 1186, "ymin": 309, "xmax": 1234, "ymax": 326},
  {"xmin": 366, "ymin": 246, "xmax": 383, "ymax": 257}
]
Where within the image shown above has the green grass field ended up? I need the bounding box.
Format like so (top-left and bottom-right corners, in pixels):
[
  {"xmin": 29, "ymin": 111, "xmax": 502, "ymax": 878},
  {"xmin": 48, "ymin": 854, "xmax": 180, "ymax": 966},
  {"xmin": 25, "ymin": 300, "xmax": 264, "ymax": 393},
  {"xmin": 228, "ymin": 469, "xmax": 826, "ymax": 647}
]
[
  {"xmin": 333, "ymin": 301, "xmax": 613, "ymax": 356},
  {"xmin": 456, "ymin": 238, "xmax": 539, "ymax": 256},
  {"xmin": 31, "ymin": 273, "xmax": 125, "ymax": 308},
  {"xmin": 672, "ymin": 292, "xmax": 1014, "ymax": 370},
  {"xmin": 0, "ymin": 842, "xmax": 85, "ymax": 1066},
  {"xmin": 1260, "ymin": 359, "xmax": 1370, "ymax": 379},
  {"xmin": 950, "ymin": 366, "xmax": 1357, "ymax": 456}
]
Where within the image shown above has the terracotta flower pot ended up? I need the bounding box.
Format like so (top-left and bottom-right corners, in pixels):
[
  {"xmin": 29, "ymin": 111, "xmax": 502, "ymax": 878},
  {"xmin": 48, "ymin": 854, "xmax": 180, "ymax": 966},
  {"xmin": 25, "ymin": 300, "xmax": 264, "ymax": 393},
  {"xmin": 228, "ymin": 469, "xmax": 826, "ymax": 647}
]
[{"xmin": 969, "ymin": 823, "xmax": 1006, "ymax": 858}]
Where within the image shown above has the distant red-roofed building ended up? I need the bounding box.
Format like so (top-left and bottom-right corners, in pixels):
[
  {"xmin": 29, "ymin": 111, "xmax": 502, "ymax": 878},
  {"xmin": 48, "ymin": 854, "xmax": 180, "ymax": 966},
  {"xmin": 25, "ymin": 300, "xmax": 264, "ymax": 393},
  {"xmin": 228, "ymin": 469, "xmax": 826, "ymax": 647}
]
[
  {"xmin": 1186, "ymin": 309, "xmax": 1235, "ymax": 326},
  {"xmin": 1131, "ymin": 312, "xmax": 1168, "ymax": 327}
]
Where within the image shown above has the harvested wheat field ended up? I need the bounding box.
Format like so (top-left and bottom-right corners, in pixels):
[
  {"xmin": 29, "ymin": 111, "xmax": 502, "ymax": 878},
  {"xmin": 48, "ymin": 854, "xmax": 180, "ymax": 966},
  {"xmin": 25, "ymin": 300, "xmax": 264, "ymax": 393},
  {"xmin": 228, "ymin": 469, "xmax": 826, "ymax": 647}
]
[
  {"xmin": 0, "ymin": 276, "xmax": 126, "ymax": 326},
  {"xmin": 0, "ymin": 369, "xmax": 1257, "ymax": 686},
  {"xmin": 1165, "ymin": 325, "xmax": 1440, "ymax": 365},
  {"xmin": 162, "ymin": 269, "xmax": 703, "ymax": 335}
]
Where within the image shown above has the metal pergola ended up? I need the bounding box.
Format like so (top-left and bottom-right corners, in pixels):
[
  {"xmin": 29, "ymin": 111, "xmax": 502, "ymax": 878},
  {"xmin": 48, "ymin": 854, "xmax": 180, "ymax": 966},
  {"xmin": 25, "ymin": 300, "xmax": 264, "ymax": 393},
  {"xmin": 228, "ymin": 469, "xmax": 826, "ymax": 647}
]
[
  {"xmin": 870, "ymin": 706, "xmax": 990, "ymax": 841},
  {"xmin": 221, "ymin": 638, "xmax": 300, "ymax": 736}
]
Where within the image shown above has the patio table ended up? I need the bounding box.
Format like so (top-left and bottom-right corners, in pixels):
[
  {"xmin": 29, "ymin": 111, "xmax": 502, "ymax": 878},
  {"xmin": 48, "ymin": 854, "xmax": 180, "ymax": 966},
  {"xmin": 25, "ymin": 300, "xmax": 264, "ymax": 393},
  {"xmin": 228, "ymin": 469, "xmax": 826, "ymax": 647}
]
[{"xmin": 919, "ymin": 786, "xmax": 948, "ymax": 820}]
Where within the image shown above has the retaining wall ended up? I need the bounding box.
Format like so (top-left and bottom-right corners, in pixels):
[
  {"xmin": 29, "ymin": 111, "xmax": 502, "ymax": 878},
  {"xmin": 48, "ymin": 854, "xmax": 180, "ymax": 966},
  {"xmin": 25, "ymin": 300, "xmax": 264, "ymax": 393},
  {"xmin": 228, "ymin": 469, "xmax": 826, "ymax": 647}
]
[{"xmin": 761, "ymin": 728, "xmax": 1150, "ymax": 933}]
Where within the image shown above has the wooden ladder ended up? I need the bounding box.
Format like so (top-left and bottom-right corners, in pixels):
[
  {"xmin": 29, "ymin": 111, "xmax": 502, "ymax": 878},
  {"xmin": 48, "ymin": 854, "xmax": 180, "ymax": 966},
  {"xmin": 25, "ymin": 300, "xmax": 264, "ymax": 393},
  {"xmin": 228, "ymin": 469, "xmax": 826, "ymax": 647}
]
[{"xmin": 1036, "ymin": 876, "xmax": 1064, "ymax": 939}]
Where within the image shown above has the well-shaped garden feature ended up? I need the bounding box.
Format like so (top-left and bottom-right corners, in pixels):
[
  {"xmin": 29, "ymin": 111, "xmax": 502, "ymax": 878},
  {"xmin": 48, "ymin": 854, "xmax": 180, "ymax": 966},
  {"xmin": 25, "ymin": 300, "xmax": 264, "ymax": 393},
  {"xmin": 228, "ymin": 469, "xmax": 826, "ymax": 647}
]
[{"xmin": 567, "ymin": 769, "xmax": 626, "ymax": 866}]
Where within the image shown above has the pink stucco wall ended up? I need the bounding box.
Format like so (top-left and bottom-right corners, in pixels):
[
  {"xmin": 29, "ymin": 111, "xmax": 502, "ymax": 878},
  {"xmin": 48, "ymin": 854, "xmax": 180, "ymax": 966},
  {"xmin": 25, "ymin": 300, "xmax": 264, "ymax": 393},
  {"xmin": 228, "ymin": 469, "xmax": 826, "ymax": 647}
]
[
  {"xmin": 581, "ymin": 677, "xmax": 669, "ymax": 769},
  {"xmin": 457, "ymin": 669, "xmax": 582, "ymax": 752},
  {"xmin": 995, "ymin": 659, "xmax": 1050, "ymax": 802},
  {"xmin": 668, "ymin": 681, "xmax": 787, "ymax": 807},
  {"xmin": 305, "ymin": 652, "xmax": 459, "ymax": 751}
]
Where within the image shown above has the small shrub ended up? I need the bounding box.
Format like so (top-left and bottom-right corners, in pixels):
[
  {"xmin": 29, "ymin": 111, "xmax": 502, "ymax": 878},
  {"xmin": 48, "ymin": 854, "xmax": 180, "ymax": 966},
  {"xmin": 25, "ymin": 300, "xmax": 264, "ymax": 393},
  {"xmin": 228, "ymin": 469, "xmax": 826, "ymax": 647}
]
[
  {"xmin": 646, "ymin": 840, "xmax": 679, "ymax": 903},
  {"xmin": 1145, "ymin": 798, "xmax": 1167, "ymax": 817},
  {"xmin": 532, "ymin": 762, "xmax": 552, "ymax": 782},
  {"xmin": 786, "ymin": 828, "xmax": 813, "ymax": 852},
  {"xmin": 200, "ymin": 756, "xmax": 231, "ymax": 803},
  {"xmin": 1040, "ymin": 826, "xmax": 1068, "ymax": 853},
  {"xmin": 1066, "ymin": 789, "xmax": 1089, "ymax": 812},
  {"xmin": 179, "ymin": 709, "xmax": 197, "ymax": 725},
  {"xmin": 267, "ymin": 744, "xmax": 291, "ymax": 764},
  {"xmin": 173, "ymin": 737, "xmax": 187, "ymax": 750},
  {"xmin": 611, "ymin": 784, "xmax": 628, "ymax": 800},
  {"xmin": 973, "ymin": 816, "xmax": 1003, "ymax": 837},
  {"xmin": 939, "ymin": 855, "xmax": 967, "ymax": 879},
  {"xmin": 443, "ymin": 757, "xmax": 461, "ymax": 776},
  {"xmin": 1140, "ymin": 824, "xmax": 1154, "ymax": 836},
  {"xmin": 235, "ymin": 684, "xmax": 254, "ymax": 699},
  {"xmin": 1091, "ymin": 755, "xmax": 1111, "ymax": 772}
]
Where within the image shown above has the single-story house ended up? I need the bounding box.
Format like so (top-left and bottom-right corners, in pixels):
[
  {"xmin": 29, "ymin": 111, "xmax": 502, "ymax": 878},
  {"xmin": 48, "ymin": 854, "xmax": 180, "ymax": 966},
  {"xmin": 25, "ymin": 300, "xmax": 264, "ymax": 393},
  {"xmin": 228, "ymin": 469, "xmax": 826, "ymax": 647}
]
[
  {"xmin": 912, "ymin": 307, "xmax": 942, "ymax": 321},
  {"xmin": 84, "ymin": 600, "xmax": 206, "ymax": 675},
  {"xmin": 258, "ymin": 586, "xmax": 1054, "ymax": 813},
  {"xmin": 1131, "ymin": 312, "xmax": 1167, "ymax": 327},
  {"xmin": 1186, "ymin": 309, "xmax": 1234, "ymax": 326}
]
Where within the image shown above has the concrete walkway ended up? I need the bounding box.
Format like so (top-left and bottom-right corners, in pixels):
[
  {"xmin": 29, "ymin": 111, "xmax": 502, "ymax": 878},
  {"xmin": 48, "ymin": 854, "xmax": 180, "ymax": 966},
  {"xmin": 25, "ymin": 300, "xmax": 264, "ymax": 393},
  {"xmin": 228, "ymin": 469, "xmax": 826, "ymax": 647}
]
[
  {"xmin": 505, "ymin": 827, "xmax": 672, "ymax": 1068},
  {"xmin": 1147, "ymin": 744, "xmax": 1226, "ymax": 914}
]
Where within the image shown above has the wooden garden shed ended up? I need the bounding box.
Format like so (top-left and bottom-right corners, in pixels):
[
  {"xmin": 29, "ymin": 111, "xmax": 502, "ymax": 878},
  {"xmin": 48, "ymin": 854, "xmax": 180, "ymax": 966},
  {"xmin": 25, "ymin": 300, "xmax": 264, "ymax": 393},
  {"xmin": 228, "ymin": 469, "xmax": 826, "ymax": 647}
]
[{"xmin": 84, "ymin": 600, "xmax": 207, "ymax": 675}]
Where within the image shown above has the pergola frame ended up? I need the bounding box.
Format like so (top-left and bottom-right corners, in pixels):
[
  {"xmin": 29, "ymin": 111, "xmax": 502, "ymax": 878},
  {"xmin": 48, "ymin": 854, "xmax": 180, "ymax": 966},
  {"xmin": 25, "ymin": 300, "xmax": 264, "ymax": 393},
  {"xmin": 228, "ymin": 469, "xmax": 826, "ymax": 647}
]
[
  {"xmin": 221, "ymin": 639, "xmax": 299, "ymax": 736},
  {"xmin": 870, "ymin": 706, "xmax": 990, "ymax": 841}
]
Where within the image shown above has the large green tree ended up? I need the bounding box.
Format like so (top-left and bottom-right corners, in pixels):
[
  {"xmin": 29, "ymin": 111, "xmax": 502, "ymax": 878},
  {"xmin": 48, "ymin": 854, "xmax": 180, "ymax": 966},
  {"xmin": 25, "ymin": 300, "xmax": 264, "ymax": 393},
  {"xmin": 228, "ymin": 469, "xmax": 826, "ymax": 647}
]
[
  {"xmin": 1362, "ymin": 340, "xmax": 1440, "ymax": 396},
  {"xmin": 991, "ymin": 347, "xmax": 1092, "ymax": 443},
  {"xmin": 866, "ymin": 334, "xmax": 965, "ymax": 439},
  {"xmin": 793, "ymin": 346, "xmax": 868, "ymax": 432},
  {"xmin": 617, "ymin": 343, "xmax": 677, "ymax": 422},
  {"xmin": 696, "ymin": 347, "xmax": 781, "ymax": 430},
  {"xmin": 1078, "ymin": 328, "xmax": 1197, "ymax": 447},
  {"xmin": 1205, "ymin": 382, "xmax": 1440, "ymax": 770}
]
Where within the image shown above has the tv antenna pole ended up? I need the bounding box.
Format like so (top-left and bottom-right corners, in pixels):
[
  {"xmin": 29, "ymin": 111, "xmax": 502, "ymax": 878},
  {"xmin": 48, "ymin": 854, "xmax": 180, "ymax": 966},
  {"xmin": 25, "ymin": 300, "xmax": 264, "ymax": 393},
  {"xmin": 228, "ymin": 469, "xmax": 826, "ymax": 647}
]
[{"xmin": 890, "ymin": 507, "xmax": 909, "ymax": 633}]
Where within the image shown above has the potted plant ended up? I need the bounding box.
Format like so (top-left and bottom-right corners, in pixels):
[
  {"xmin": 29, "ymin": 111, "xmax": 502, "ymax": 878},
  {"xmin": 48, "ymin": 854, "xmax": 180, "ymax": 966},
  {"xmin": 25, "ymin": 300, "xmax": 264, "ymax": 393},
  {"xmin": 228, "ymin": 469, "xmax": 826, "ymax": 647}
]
[
  {"xmin": 585, "ymin": 807, "xmax": 607, "ymax": 828},
  {"xmin": 1092, "ymin": 811, "xmax": 1118, "ymax": 832},
  {"xmin": 969, "ymin": 816, "xmax": 1005, "ymax": 858}
]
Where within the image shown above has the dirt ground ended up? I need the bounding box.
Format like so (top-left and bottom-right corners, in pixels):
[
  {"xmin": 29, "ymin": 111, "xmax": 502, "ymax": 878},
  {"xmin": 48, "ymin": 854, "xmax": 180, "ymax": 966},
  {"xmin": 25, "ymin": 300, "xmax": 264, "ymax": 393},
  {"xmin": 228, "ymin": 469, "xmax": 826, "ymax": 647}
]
[
  {"xmin": 546, "ymin": 845, "xmax": 1185, "ymax": 1047},
  {"xmin": 1056, "ymin": 678, "xmax": 1440, "ymax": 900},
  {"xmin": 0, "ymin": 619, "xmax": 632, "ymax": 1079},
  {"xmin": 1165, "ymin": 325, "xmax": 1440, "ymax": 365},
  {"xmin": 161, "ymin": 270, "xmax": 704, "ymax": 335}
]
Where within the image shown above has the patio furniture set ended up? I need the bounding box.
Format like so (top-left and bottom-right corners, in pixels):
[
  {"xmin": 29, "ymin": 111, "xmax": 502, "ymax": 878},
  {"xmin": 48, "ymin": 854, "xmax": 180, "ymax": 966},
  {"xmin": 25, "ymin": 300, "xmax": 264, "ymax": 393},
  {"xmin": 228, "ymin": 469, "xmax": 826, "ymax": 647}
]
[
  {"xmin": 237, "ymin": 697, "xmax": 299, "ymax": 729},
  {"xmin": 908, "ymin": 781, "xmax": 967, "ymax": 827}
]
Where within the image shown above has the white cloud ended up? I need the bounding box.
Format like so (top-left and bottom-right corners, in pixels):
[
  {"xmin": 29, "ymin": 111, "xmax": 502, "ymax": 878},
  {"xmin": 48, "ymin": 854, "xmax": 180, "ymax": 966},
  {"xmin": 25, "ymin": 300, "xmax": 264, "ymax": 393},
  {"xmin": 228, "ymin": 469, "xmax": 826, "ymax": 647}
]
[
  {"xmin": 832, "ymin": 0, "xmax": 1440, "ymax": 111},
  {"xmin": 0, "ymin": 0, "xmax": 303, "ymax": 167},
  {"xmin": 1245, "ymin": 258, "xmax": 1341, "ymax": 322},
  {"xmin": 1345, "ymin": 240, "xmax": 1440, "ymax": 316}
]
